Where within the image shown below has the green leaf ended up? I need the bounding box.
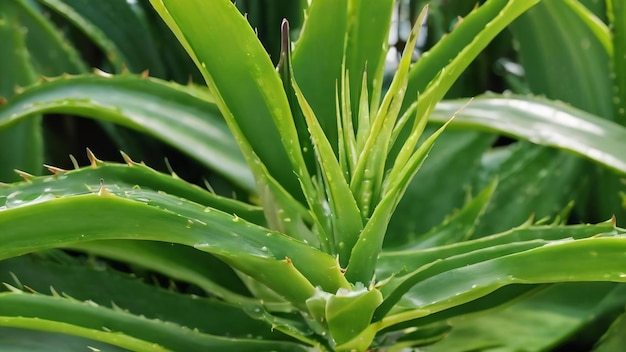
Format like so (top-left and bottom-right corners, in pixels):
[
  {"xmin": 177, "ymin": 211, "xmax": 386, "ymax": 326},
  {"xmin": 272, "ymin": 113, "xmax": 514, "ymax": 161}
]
[
  {"xmin": 593, "ymin": 302, "xmax": 626, "ymax": 351},
  {"xmin": 425, "ymin": 283, "xmax": 626, "ymax": 352},
  {"xmin": 0, "ymin": 316, "xmax": 166, "ymax": 352},
  {"xmin": 0, "ymin": 74, "xmax": 253, "ymax": 190},
  {"xmin": 12, "ymin": 0, "xmax": 86, "ymax": 75},
  {"xmin": 0, "ymin": 292, "xmax": 308, "ymax": 351},
  {"xmin": 69, "ymin": 240, "xmax": 262, "ymax": 307},
  {"xmin": 510, "ymin": 0, "xmax": 613, "ymax": 119},
  {"xmin": 386, "ymin": 129, "xmax": 496, "ymax": 247},
  {"xmin": 327, "ymin": 287, "xmax": 383, "ymax": 349},
  {"xmin": 0, "ymin": 174, "xmax": 350, "ymax": 307},
  {"xmin": 0, "ymin": 254, "xmax": 286, "ymax": 338},
  {"xmin": 291, "ymin": 0, "xmax": 348, "ymax": 151},
  {"xmin": 344, "ymin": 117, "xmax": 453, "ymax": 285},
  {"xmin": 150, "ymin": 0, "xmax": 304, "ymax": 201},
  {"xmin": 377, "ymin": 220, "xmax": 619, "ymax": 279},
  {"xmin": 383, "ymin": 237, "xmax": 626, "ymax": 327},
  {"xmin": 292, "ymin": 76, "xmax": 363, "ymax": 266},
  {"xmin": 470, "ymin": 143, "xmax": 582, "ymax": 237},
  {"xmin": 609, "ymin": 0, "xmax": 626, "ymax": 125},
  {"xmin": 403, "ymin": 0, "xmax": 519, "ymax": 107},
  {"xmin": 430, "ymin": 95, "xmax": 626, "ymax": 176},
  {"xmin": 391, "ymin": 0, "xmax": 540, "ymax": 162},
  {"xmin": 343, "ymin": 0, "xmax": 395, "ymax": 120},
  {"xmin": 0, "ymin": 2, "xmax": 44, "ymax": 181},
  {"xmin": 398, "ymin": 178, "xmax": 497, "ymax": 251},
  {"xmin": 38, "ymin": 0, "xmax": 166, "ymax": 75},
  {"xmin": 0, "ymin": 327, "xmax": 126, "ymax": 351}
]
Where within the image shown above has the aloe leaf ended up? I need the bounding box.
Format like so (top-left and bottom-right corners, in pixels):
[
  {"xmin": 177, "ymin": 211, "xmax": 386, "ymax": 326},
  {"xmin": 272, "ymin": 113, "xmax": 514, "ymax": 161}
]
[
  {"xmin": 510, "ymin": 0, "xmax": 612, "ymax": 119},
  {"xmin": 410, "ymin": 0, "xmax": 539, "ymax": 126},
  {"xmin": 277, "ymin": 20, "xmax": 316, "ymax": 177},
  {"xmin": 471, "ymin": 144, "xmax": 582, "ymax": 237},
  {"xmin": 593, "ymin": 304, "xmax": 626, "ymax": 351},
  {"xmin": 0, "ymin": 292, "xmax": 308, "ymax": 351},
  {"xmin": 430, "ymin": 95, "xmax": 626, "ymax": 175},
  {"xmin": 399, "ymin": 0, "xmax": 539, "ymax": 115},
  {"xmin": 381, "ymin": 284, "xmax": 542, "ymax": 335},
  {"xmin": 610, "ymin": 0, "xmax": 626, "ymax": 125},
  {"xmin": 0, "ymin": 327, "xmax": 126, "ymax": 351},
  {"xmin": 391, "ymin": 0, "xmax": 540, "ymax": 161},
  {"xmin": 291, "ymin": 0, "xmax": 348, "ymax": 150},
  {"xmin": 564, "ymin": 0, "xmax": 612, "ymax": 55},
  {"xmin": 150, "ymin": 0, "xmax": 305, "ymax": 201},
  {"xmin": 0, "ymin": 74, "xmax": 253, "ymax": 190},
  {"xmin": 235, "ymin": 0, "xmax": 307, "ymax": 65},
  {"xmin": 344, "ymin": 115, "xmax": 453, "ymax": 284},
  {"xmin": 350, "ymin": 8, "xmax": 427, "ymax": 220},
  {"xmin": 403, "ymin": 0, "xmax": 517, "ymax": 107},
  {"xmin": 425, "ymin": 283, "xmax": 626, "ymax": 352},
  {"xmin": 381, "ymin": 237, "xmax": 626, "ymax": 327},
  {"xmin": 0, "ymin": 316, "xmax": 165, "ymax": 352},
  {"xmin": 327, "ymin": 287, "xmax": 383, "ymax": 349},
  {"xmin": 0, "ymin": 254, "xmax": 287, "ymax": 338},
  {"xmin": 0, "ymin": 174, "xmax": 349, "ymax": 306},
  {"xmin": 386, "ymin": 130, "xmax": 496, "ymax": 247},
  {"xmin": 12, "ymin": 0, "xmax": 86, "ymax": 75},
  {"xmin": 376, "ymin": 240, "xmax": 552, "ymax": 321},
  {"xmin": 38, "ymin": 0, "xmax": 166, "ymax": 75},
  {"xmin": 398, "ymin": 179, "xmax": 497, "ymax": 251},
  {"xmin": 1, "ymin": 158, "xmax": 263, "ymax": 224},
  {"xmin": 292, "ymin": 77, "xmax": 363, "ymax": 267},
  {"xmin": 510, "ymin": 0, "xmax": 625, "ymax": 227},
  {"xmin": 68, "ymin": 240, "xmax": 262, "ymax": 307},
  {"xmin": 377, "ymin": 220, "xmax": 619, "ymax": 279},
  {"xmin": 352, "ymin": 285, "xmax": 541, "ymax": 350},
  {"xmin": 274, "ymin": 20, "xmax": 336, "ymax": 249},
  {"xmin": 343, "ymin": 0, "xmax": 395, "ymax": 117},
  {"xmin": 0, "ymin": 2, "xmax": 44, "ymax": 182}
]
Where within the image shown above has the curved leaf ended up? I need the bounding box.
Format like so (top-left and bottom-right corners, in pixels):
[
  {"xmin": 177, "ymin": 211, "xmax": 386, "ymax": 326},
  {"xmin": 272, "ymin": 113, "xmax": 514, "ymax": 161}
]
[
  {"xmin": 150, "ymin": 0, "xmax": 305, "ymax": 201},
  {"xmin": 0, "ymin": 74, "xmax": 253, "ymax": 190},
  {"xmin": 0, "ymin": 2, "xmax": 43, "ymax": 181},
  {"xmin": 386, "ymin": 129, "xmax": 496, "ymax": 247},
  {"xmin": 510, "ymin": 0, "xmax": 613, "ymax": 119},
  {"xmin": 12, "ymin": 0, "xmax": 87, "ymax": 75},
  {"xmin": 0, "ymin": 173, "xmax": 350, "ymax": 307},
  {"xmin": 0, "ymin": 254, "xmax": 281, "ymax": 338},
  {"xmin": 384, "ymin": 237, "xmax": 626, "ymax": 326},
  {"xmin": 291, "ymin": 0, "xmax": 348, "ymax": 149},
  {"xmin": 38, "ymin": 0, "xmax": 166, "ymax": 75},
  {"xmin": 609, "ymin": 0, "xmax": 626, "ymax": 126},
  {"xmin": 0, "ymin": 292, "xmax": 308, "ymax": 351},
  {"xmin": 430, "ymin": 95, "xmax": 626, "ymax": 175}
]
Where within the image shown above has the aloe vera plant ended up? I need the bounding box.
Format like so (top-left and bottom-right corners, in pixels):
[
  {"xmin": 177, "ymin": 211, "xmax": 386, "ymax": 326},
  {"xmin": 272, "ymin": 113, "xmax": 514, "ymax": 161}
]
[{"xmin": 1, "ymin": 0, "xmax": 626, "ymax": 351}]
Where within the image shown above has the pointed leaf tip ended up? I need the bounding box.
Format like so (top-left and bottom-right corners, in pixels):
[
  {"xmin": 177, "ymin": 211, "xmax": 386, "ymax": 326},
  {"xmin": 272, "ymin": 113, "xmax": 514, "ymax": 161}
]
[
  {"xmin": 281, "ymin": 19, "xmax": 290, "ymax": 54},
  {"xmin": 140, "ymin": 69, "xmax": 150, "ymax": 78}
]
